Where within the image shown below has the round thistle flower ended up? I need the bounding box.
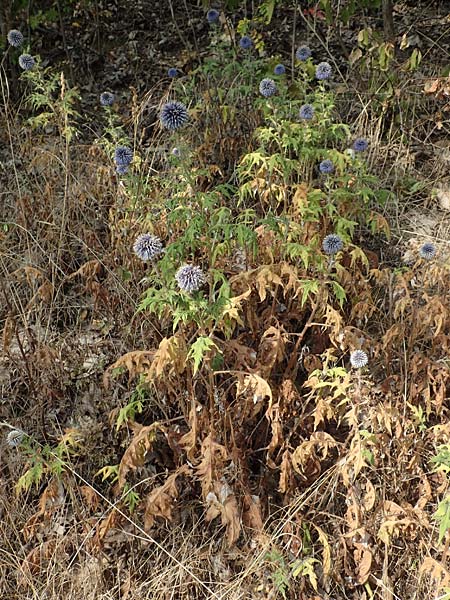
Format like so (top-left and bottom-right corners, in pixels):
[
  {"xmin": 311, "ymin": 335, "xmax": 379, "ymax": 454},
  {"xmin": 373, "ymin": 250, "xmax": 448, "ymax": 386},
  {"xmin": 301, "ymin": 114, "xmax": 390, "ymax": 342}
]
[
  {"xmin": 167, "ymin": 67, "xmax": 178, "ymax": 78},
  {"xmin": 259, "ymin": 78, "xmax": 277, "ymax": 98},
  {"xmin": 171, "ymin": 147, "xmax": 181, "ymax": 157},
  {"xmin": 296, "ymin": 45, "xmax": 312, "ymax": 61},
  {"xmin": 319, "ymin": 159, "xmax": 334, "ymax": 174},
  {"xmin": 239, "ymin": 36, "xmax": 253, "ymax": 50},
  {"xmin": 18, "ymin": 54, "xmax": 35, "ymax": 70},
  {"xmin": 6, "ymin": 429, "xmax": 25, "ymax": 448},
  {"xmin": 116, "ymin": 164, "xmax": 129, "ymax": 175},
  {"xmin": 322, "ymin": 233, "xmax": 343, "ymax": 255},
  {"xmin": 299, "ymin": 104, "xmax": 314, "ymax": 120},
  {"xmin": 133, "ymin": 233, "xmax": 164, "ymax": 262},
  {"xmin": 353, "ymin": 137, "xmax": 369, "ymax": 152},
  {"xmin": 160, "ymin": 101, "xmax": 189, "ymax": 131},
  {"xmin": 350, "ymin": 350, "xmax": 368, "ymax": 369},
  {"xmin": 274, "ymin": 63, "xmax": 285, "ymax": 75},
  {"xmin": 175, "ymin": 264, "xmax": 206, "ymax": 293},
  {"xmin": 114, "ymin": 145, "xmax": 133, "ymax": 166},
  {"xmin": 7, "ymin": 29, "xmax": 23, "ymax": 47},
  {"xmin": 419, "ymin": 242, "xmax": 437, "ymax": 260},
  {"xmin": 207, "ymin": 9, "xmax": 220, "ymax": 23},
  {"xmin": 100, "ymin": 91, "xmax": 115, "ymax": 106},
  {"xmin": 315, "ymin": 61, "xmax": 332, "ymax": 80}
]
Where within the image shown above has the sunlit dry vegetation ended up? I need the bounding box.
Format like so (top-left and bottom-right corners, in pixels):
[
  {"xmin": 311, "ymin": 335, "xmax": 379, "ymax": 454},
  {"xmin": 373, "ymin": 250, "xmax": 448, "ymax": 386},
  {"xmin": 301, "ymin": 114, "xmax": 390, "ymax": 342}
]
[{"xmin": 1, "ymin": 1, "xmax": 450, "ymax": 598}]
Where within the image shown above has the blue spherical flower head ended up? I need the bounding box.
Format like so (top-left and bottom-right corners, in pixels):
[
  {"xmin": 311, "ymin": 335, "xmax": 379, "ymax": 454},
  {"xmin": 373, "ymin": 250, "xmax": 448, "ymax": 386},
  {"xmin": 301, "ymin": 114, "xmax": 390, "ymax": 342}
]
[
  {"xmin": 239, "ymin": 36, "xmax": 253, "ymax": 50},
  {"xmin": 175, "ymin": 264, "xmax": 206, "ymax": 293},
  {"xmin": 319, "ymin": 159, "xmax": 334, "ymax": 174},
  {"xmin": 114, "ymin": 146, "xmax": 133, "ymax": 166},
  {"xmin": 259, "ymin": 78, "xmax": 277, "ymax": 98},
  {"xmin": 322, "ymin": 234, "xmax": 343, "ymax": 255},
  {"xmin": 7, "ymin": 29, "xmax": 23, "ymax": 47},
  {"xmin": 353, "ymin": 137, "xmax": 368, "ymax": 152},
  {"xmin": 299, "ymin": 104, "xmax": 314, "ymax": 120},
  {"xmin": 207, "ymin": 9, "xmax": 220, "ymax": 23},
  {"xmin": 296, "ymin": 45, "xmax": 312, "ymax": 61},
  {"xmin": 160, "ymin": 101, "xmax": 189, "ymax": 131},
  {"xmin": 167, "ymin": 67, "xmax": 178, "ymax": 78},
  {"xmin": 18, "ymin": 54, "xmax": 35, "ymax": 70},
  {"xmin": 274, "ymin": 63, "xmax": 285, "ymax": 75},
  {"xmin": 419, "ymin": 242, "xmax": 436, "ymax": 260},
  {"xmin": 316, "ymin": 61, "xmax": 332, "ymax": 80},
  {"xmin": 350, "ymin": 349, "xmax": 368, "ymax": 369},
  {"xmin": 171, "ymin": 147, "xmax": 181, "ymax": 157},
  {"xmin": 133, "ymin": 233, "xmax": 164, "ymax": 261},
  {"xmin": 100, "ymin": 91, "xmax": 115, "ymax": 106}
]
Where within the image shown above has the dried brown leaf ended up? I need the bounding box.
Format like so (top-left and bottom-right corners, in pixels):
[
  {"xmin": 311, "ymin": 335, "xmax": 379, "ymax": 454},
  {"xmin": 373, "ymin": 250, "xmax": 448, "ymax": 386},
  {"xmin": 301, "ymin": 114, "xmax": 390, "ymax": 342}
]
[
  {"xmin": 103, "ymin": 350, "xmax": 155, "ymax": 388},
  {"xmin": 196, "ymin": 434, "xmax": 229, "ymax": 498},
  {"xmin": 118, "ymin": 424, "xmax": 160, "ymax": 489},
  {"xmin": 144, "ymin": 465, "xmax": 191, "ymax": 530}
]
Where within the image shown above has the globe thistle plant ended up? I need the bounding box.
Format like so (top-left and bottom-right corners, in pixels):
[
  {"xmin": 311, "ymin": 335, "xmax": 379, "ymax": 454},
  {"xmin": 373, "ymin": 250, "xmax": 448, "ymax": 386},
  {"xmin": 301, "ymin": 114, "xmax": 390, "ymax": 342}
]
[
  {"xmin": 18, "ymin": 54, "xmax": 35, "ymax": 70},
  {"xmin": 299, "ymin": 104, "xmax": 314, "ymax": 120},
  {"xmin": 315, "ymin": 61, "xmax": 332, "ymax": 80},
  {"xmin": 207, "ymin": 9, "xmax": 220, "ymax": 23},
  {"xmin": 296, "ymin": 45, "xmax": 312, "ymax": 61},
  {"xmin": 100, "ymin": 91, "xmax": 115, "ymax": 106},
  {"xmin": 7, "ymin": 29, "xmax": 23, "ymax": 47},
  {"xmin": 239, "ymin": 36, "xmax": 253, "ymax": 50},
  {"xmin": 259, "ymin": 78, "xmax": 277, "ymax": 98},
  {"xmin": 6, "ymin": 429, "xmax": 25, "ymax": 448},
  {"xmin": 350, "ymin": 350, "xmax": 368, "ymax": 369},
  {"xmin": 160, "ymin": 101, "xmax": 189, "ymax": 131},
  {"xmin": 274, "ymin": 63, "xmax": 285, "ymax": 75},
  {"xmin": 353, "ymin": 137, "xmax": 369, "ymax": 152},
  {"xmin": 175, "ymin": 265, "xmax": 206, "ymax": 293},
  {"xmin": 114, "ymin": 145, "xmax": 133, "ymax": 166},
  {"xmin": 167, "ymin": 67, "xmax": 178, "ymax": 78},
  {"xmin": 322, "ymin": 234, "xmax": 343, "ymax": 255},
  {"xmin": 319, "ymin": 159, "xmax": 334, "ymax": 174},
  {"xmin": 133, "ymin": 233, "xmax": 164, "ymax": 262},
  {"xmin": 419, "ymin": 242, "xmax": 437, "ymax": 260}
]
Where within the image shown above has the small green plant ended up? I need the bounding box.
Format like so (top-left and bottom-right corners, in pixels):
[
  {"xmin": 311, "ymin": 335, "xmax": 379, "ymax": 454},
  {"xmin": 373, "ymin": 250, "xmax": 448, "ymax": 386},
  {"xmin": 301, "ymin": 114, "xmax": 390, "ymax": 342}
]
[
  {"xmin": 264, "ymin": 549, "xmax": 290, "ymax": 599},
  {"xmin": 16, "ymin": 429, "xmax": 83, "ymax": 495},
  {"xmin": 116, "ymin": 379, "xmax": 149, "ymax": 430},
  {"xmin": 21, "ymin": 60, "xmax": 80, "ymax": 142}
]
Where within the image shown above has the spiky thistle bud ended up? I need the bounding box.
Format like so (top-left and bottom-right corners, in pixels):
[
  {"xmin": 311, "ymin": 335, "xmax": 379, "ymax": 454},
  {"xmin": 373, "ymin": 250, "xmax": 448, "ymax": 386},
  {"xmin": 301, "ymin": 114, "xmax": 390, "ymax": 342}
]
[
  {"xmin": 18, "ymin": 54, "xmax": 35, "ymax": 70},
  {"xmin": 319, "ymin": 159, "xmax": 334, "ymax": 174},
  {"xmin": 296, "ymin": 45, "xmax": 311, "ymax": 61},
  {"xmin": 133, "ymin": 233, "xmax": 164, "ymax": 261},
  {"xmin": 207, "ymin": 9, "xmax": 220, "ymax": 23},
  {"xmin": 160, "ymin": 101, "xmax": 189, "ymax": 131},
  {"xmin": 175, "ymin": 264, "xmax": 206, "ymax": 293},
  {"xmin": 6, "ymin": 429, "xmax": 25, "ymax": 448},
  {"xmin": 114, "ymin": 146, "xmax": 133, "ymax": 166},
  {"xmin": 259, "ymin": 78, "xmax": 277, "ymax": 98},
  {"xmin": 350, "ymin": 350, "xmax": 368, "ymax": 369},
  {"xmin": 299, "ymin": 104, "xmax": 314, "ymax": 120},
  {"xmin": 322, "ymin": 234, "xmax": 343, "ymax": 255},
  {"xmin": 7, "ymin": 29, "xmax": 23, "ymax": 47},
  {"xmin": 100, "ymin": 91, "xmax": 115, "ymax": 106},
  {"xmin": 315, "ymin": 61, "xmax": 332, "ymax": 80},
  {"xmin": 419, "ymin": 242, "xmax": 436, "ymax": 260},
  {"xmin": 239, "ymin": 36, "xmax": 253, "ymax": 50}
]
